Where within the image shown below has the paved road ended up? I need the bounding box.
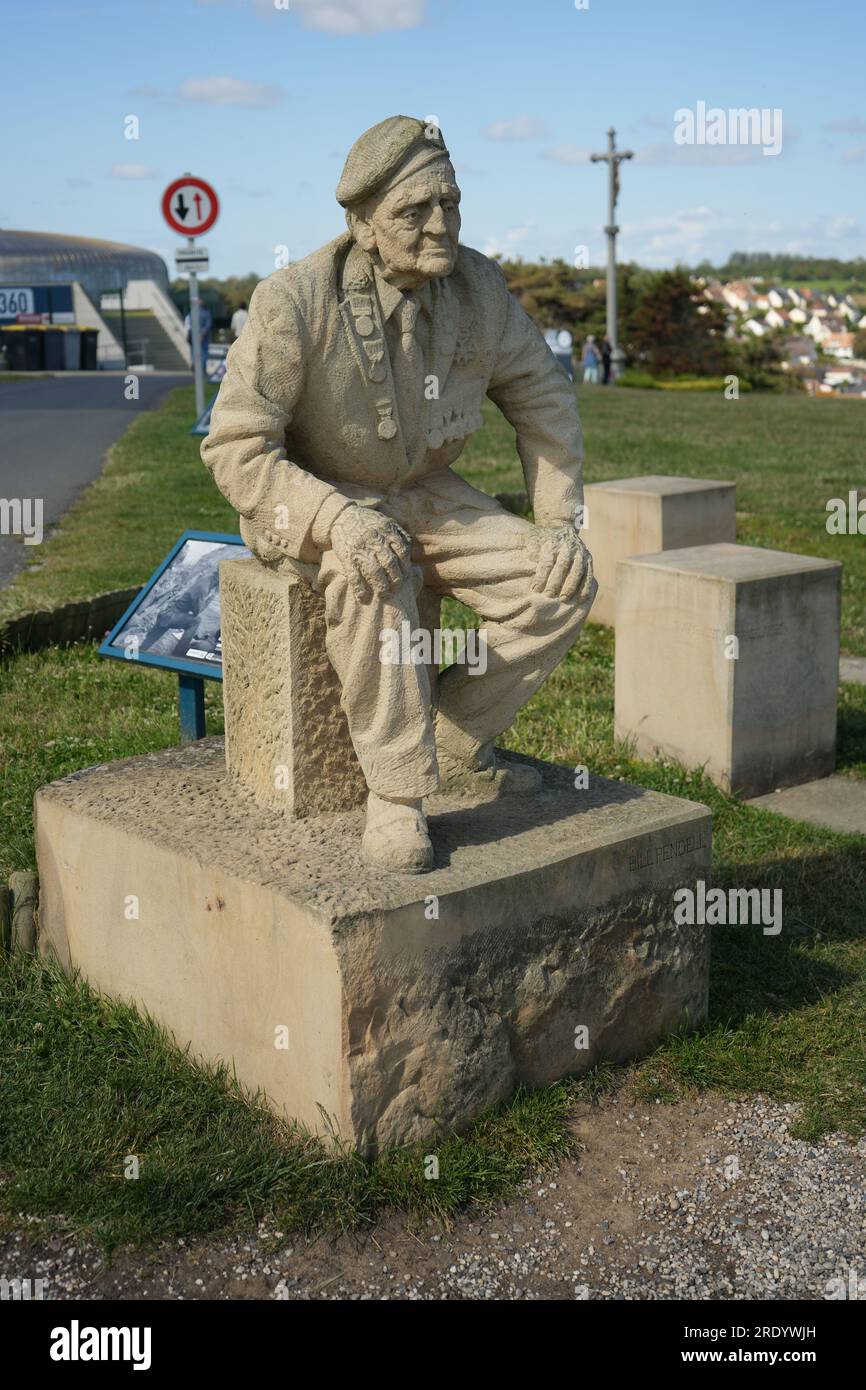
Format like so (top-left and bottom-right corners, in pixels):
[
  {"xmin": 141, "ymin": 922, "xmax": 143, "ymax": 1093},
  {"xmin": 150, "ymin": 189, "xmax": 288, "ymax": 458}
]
[{"xmin": 0, "ymin": 374, "xmax": 189, "ymax": 589}]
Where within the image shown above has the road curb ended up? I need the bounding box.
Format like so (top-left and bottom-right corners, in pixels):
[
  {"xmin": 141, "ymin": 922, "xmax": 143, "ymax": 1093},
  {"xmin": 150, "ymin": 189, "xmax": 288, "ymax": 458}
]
[{"xmin": 0, "ymin": 587, "xmax": 140, "ymax": 660}]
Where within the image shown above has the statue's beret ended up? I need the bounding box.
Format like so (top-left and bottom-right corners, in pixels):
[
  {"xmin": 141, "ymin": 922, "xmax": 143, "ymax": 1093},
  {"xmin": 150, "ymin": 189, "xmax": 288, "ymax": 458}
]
[{"xmin": 336, "ymin": 115, "xmax": 450, "ymax": 208}]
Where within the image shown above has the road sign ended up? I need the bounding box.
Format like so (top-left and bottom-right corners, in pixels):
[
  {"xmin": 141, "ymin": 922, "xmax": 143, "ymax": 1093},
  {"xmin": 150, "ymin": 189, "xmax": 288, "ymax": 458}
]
[
  {"xmin": 175, "ymin": 245, "xmax": 210, "ymax": 272},
  {"xmin": 161, "ymin": 176, "xmax": 219, "ymax": 236}
]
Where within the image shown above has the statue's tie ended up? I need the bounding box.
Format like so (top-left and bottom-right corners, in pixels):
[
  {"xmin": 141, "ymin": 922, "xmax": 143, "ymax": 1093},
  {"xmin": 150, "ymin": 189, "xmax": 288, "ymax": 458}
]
[{"xmin": 393, "ymin": 294, "xmax": 425, "ymax": 452}]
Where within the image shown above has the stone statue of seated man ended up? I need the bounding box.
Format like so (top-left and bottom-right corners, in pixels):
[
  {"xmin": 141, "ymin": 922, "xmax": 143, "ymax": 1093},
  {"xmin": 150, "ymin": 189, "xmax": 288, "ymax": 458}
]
[{"xmin": 202, "ymin": 115, "xmax": 597, "ymax": 874}]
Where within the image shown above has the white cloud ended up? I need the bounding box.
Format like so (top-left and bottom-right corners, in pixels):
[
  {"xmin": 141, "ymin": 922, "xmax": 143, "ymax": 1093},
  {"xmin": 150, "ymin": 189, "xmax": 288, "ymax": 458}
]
[
  {"xmin": 195, "ymin": 0, "xmax": 425, "ymax": 28},
  {"xmin": 841, "ymin": 144, "xmax": 866, "ymax": 164},
  {"xmin": 675, "ymin": 206, "xmax": 714, "ymax": 222},
  {"xmin": 177, "ymin": 75, "xmax": 282, "ymax": 107},
  {"xmin": 614, "ymin": 206, "xmax": 865, "ymax": 268},
  {"xmin": 824, "ymin": 116, "xmax": 866, "ymax": 133},
  {"xmin": 637, "ymin": 141, "xmax": 772, "ymax": 166},
  {"xmin": 620, "ymin": 213, "xmax": 720, "ymax": 263},
  {"xmin": 542, "ymin": 143, "xmax": 593, "ymax": 165},
  {"xmin": 482, "ymin": 221, "xmax": 537, "ymax": 258},
  {"xmin": 825, "ymin": 215, "xmax": 859, "ymax": 240},
  {"xmin": 291, "ymin": 0, "xmax": 427, "ymax": 33},
  {"xmin": 482, "ymin": 115, "xmax": 548, "ymax": 142},
  {"xmin": 107, "ymin": 163, "xmax": 158, "ymax": 180}
]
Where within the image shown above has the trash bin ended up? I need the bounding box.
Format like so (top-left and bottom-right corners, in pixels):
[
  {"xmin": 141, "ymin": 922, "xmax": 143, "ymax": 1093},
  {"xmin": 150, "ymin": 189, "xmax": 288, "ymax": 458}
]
[
  {"xmin": 79, "ymin": 327, "xmax": 99, "ymax": 370},
  {"xmin": 1, "ymin": 326, "xmax": 45, "ymax": 371},
  {"xmin": 63, "ymin": 327, "xmax": 82, "ymax": 370},
  {"xmin": 43, "ymin": 328, "xmax": 66, "ymax": 370}
]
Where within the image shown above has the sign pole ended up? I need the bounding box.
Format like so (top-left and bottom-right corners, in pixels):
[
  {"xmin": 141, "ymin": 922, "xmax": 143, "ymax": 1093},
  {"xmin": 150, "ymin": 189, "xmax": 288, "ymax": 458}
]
[
  {"xmin": 161, "ymin": 173, "xmax": 219, "ymax": 419},
  {"xmin": 187, "ymin": 236, "xmax": 205, "ymax": 417},
  {"xmin": 178, "ymin": 672, "xmax": 206, "ymax": 744}
]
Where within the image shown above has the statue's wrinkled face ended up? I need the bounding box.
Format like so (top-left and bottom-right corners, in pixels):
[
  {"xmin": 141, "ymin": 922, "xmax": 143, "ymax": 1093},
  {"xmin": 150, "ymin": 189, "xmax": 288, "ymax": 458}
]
[{"xmin": 351, "ymin": 158, "xmax": 461, "ymax": 288}]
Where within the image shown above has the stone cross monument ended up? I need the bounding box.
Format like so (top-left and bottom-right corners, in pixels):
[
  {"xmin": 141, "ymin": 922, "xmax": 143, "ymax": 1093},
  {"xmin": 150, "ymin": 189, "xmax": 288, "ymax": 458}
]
[{"xmin": 590, "ymin": 127, "xmax": 634, "ymax": 380}]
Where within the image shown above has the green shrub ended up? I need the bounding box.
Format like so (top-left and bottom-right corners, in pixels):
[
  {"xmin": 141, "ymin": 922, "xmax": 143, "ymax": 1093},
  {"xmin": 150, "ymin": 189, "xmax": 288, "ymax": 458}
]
[
  {"xmin": 657, "ymin": 376, "xmax": 752, "ymax": 392},
  {"xmin": 617, "ymin": 369, "xmax": 657, "ymax": 389}
]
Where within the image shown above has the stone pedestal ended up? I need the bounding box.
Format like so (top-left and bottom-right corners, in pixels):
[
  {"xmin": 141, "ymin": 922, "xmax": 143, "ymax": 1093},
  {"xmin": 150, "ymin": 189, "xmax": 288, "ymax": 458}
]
[
  {"xmin": 219, "ymin": 558, "xmax": 442, "ymax": 816},
  {"xmin": 615, "ymin": 543, "xmax": 841, "ymax": 797},
  {"xmin": 219, "ymin": 558, "xmax": 366, "ymax": 816},
  {"xmin": 36, "ymin": 740, "xmax": 712, "ymax": 1154},
  {"xmin": 584, "ymin": 475, "xmax": 736, "ymax": 626}
]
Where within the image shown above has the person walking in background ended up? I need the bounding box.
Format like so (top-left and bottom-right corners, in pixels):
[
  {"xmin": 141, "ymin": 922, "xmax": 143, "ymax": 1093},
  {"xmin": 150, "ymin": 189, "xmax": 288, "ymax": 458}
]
[
  {"xmin": 582, "ymin": 334, "xmax": 600, "ymax": 384},
  {"xmin": 601, "ymin": 334, "xmax": 612, "ymax": 385},
  {"xmin": 184, "ymin": 302, "xmax": 212, "ymax": 373},
  {"xmin": 230, "ymin": 301, "xmax": 249, "ymax": 340}
]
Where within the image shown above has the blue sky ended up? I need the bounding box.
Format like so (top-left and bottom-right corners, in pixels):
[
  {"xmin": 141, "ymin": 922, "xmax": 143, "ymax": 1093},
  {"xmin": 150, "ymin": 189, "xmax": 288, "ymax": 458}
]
[{"xmin": 5, "ymin": 0, "xmax": 865, "ymax": 279}]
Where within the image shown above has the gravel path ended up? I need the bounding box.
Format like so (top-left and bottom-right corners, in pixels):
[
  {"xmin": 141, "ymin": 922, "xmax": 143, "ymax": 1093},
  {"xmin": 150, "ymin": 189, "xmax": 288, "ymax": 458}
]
[{"xmin": 2, "ymin": 1091, "xmax": 864, "ymax": 1301}]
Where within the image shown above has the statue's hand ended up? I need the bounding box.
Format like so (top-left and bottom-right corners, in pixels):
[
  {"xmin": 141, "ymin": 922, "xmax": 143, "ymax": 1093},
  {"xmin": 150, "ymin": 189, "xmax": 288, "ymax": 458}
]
[
  {"xmin": 330, "ymin": 506, "xmax": 413, "ymax": 601},
  {"xmin": 528, "ymin": 522, "xmax": 592, "ymax": 601}
]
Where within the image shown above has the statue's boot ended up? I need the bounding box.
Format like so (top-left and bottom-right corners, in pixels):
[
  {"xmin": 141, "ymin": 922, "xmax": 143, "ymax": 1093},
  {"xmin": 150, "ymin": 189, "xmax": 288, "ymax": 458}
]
[
  {"xmin": 362, "ymin": 792, "xmax": 433, "ymax": 874},
  {"xmin": 434, "ymin": 713, "xmax": 542, "ymax": 798},
  {"xmin": 436, "ymin": 748, "xmax": 541, "ymax": 797}
]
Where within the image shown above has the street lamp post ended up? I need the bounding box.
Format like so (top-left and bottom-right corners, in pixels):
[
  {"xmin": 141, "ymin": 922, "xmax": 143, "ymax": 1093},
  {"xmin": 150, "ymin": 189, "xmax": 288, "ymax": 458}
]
[{"xmin": 590, "ymin": 127, "xmax": 633, "ymax": 380}]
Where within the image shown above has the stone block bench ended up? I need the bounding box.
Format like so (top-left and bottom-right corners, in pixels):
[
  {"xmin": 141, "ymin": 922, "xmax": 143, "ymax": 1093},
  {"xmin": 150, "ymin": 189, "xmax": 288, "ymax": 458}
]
[
  {"xmin": 584, "ymin": 475, "xmax": 736, "ymax": 627},
  {"xmin": 614, "ymin": 542, "xmax": 841, "ymax": 796}
]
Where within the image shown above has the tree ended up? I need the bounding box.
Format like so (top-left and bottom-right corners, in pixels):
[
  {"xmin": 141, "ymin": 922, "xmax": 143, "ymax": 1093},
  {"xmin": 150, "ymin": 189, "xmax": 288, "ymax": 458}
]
[
  {"xmin": 169, "ymin": 273, "xmax": 262, "ymax": 328},
  {"xmin": 501, "ymin": 258, "xmax": 645, "ymax": 353},
  {"xmin": 623, "ymin": 269, "xmax": 730, "ymax": 376},
  {"xmin": 730, "ymin": 333, "xmax": 788, "ymax": 390}
]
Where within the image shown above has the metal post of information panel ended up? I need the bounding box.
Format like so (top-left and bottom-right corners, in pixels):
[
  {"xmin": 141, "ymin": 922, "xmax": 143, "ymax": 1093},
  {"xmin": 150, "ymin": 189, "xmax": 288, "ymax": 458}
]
[
  {"xmin": 178, "ymin": 673, "xmax": 206, "ymax": 743},
  {"xmin": 187, "ymin": 237, "xmax": 205, "ymax": 418}
]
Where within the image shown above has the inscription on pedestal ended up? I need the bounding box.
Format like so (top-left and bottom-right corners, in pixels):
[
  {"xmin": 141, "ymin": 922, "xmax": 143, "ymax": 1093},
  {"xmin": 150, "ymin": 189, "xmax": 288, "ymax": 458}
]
[{"xmin": 628, "ymin": 827, "xmax": 708, "ymax": 873}]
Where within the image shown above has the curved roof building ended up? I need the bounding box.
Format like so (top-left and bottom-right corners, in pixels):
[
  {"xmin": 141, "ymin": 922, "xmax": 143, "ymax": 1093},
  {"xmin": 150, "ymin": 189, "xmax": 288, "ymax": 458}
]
[{"xmin": 0, "ymin": 229, "xmax": 169, "ymax": 304}]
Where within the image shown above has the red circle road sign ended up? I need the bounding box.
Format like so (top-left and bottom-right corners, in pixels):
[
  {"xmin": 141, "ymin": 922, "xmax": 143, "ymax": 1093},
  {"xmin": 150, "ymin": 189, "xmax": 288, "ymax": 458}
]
[{"xmin": 161, "ymin": 176, "xmax": 219, "ymax": 236}]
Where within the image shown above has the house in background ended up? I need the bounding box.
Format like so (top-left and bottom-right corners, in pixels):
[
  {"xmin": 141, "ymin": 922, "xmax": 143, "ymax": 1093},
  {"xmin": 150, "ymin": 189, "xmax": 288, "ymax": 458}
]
[
  {"xmin": 783, "ymin": 336, "xmax": 818, "ymax": 368},
  {"xmin": 824, "ymin": 331, "xmax": 855, "ymax": 359},
  {"xmin": 764, "ymin": 306, "xmax": 790, "ymax": 330},
  {"xmin": 722, "ymin": 280, "xmax": 758, "ymax": 313}
]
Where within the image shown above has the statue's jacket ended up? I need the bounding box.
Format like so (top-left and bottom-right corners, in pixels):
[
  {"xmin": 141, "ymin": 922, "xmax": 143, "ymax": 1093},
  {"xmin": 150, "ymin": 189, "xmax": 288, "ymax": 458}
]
[{"xmin": 202, "ymin": 232, "xmax": 584, "ymax": 564}]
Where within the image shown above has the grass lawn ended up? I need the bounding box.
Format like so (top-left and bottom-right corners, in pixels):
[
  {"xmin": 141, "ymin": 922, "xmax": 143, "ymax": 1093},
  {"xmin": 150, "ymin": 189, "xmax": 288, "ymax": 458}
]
[
  {"xmin": 1, "ymin": 384, "xmax": 864, "ymax": 1249},
  {"xmin": 462, "ymin": 386, "xmax": 866, "ymax": 656}
]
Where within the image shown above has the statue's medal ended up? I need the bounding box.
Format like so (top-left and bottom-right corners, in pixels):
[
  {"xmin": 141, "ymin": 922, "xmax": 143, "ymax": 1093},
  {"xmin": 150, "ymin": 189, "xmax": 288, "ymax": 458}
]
[{"xmin": 375, "ymin": 399, "xmax": 397, "ymax": 440}]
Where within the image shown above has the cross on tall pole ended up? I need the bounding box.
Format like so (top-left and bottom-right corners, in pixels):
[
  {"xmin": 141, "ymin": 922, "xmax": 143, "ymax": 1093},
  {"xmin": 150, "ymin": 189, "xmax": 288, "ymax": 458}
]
[{"xmin": 590, "ymin": 127, "xmax": 633, "ymax": 379}]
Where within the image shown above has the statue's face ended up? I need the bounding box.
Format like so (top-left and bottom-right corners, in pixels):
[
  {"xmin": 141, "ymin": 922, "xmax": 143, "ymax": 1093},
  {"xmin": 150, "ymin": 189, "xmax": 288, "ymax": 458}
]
[{"xmin": 354, "ymin": 159, "xmax": 461, "ymax": 286}]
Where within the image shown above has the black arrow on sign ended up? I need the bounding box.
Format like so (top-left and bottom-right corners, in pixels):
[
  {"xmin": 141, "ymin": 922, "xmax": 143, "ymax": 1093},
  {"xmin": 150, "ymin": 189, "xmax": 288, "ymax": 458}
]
[{"xmin": 174, "ymin": 194, "xmax": 189, "ymax": 221}]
